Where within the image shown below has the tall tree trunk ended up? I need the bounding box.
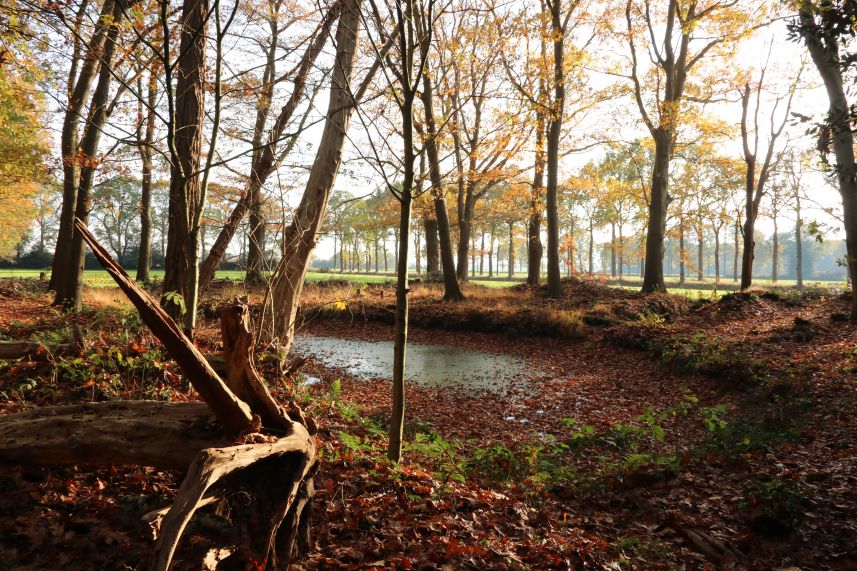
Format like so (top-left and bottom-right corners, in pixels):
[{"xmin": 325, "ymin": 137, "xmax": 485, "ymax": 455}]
[
  {"xmin": 55, "ymin": 0, "xmax": 126, "ymax": 309},
  {"xmin": 610, "ymin": 222, "xmax": 616, "ymax": 277},
  {"xmin": 733, "ymin": 219, "xmax": 740, "ymax": 282},
  {"xmin": 714, "ymin": 226, "xmax": 721, "ymax": 285},
  {"xmin": 51, "ymin": 0, "xmax": 114, "ymax": 292},
  {"xmin": 642, "ymin": 130, "xmax": 671, "ymax": 292},
  {"xmin": 544, "ymin": 0, "xmax": 565, "ymax": 299},
  {"xmin": 420, "ymin": 70, "xmax": 463, "ymax": 300},
  {"xmin": 799, "ymin": 2, "xmax": 857, "ymax": 317},
  {"xmin": 741, "ymin": 201, "xmax": 756, "ymax": 290},
  {"xmin": 488, "ymin": 224, "xmax": 495, "ymax": 277},
  {"xmin": 137, "ymin": 71, "xmax": 157, "ymax": 282},
  {"xmin": 696, "ymin": 225, "xmax": 704, "ymax": 281},
  {"xmin": 479, "ymin": 233, "xmax": 485, "ymax": 275},
  {"xmin": 588, "ymin": 218, "xmax": 594, "ymax": 274},
  {"xmin": 270, "ymin": 0, "xmax": 362, "ymax": 353},
  {"xmin": 162, "ymin": 0, "xmax": 209, "ymax": 333},
  {"xmin": 772, "ymin": 217, "xmax": 779, "ymax": 283},
  {"xmin": 679, "ymin": 219, "xmax": 686, "ymax": 284},
  {"xmin": 528, "ymin": 114, "xmax": 545, "ymax": 285},
  {"xmin": 456, "ymin": 195, "xmax": 474, "ymax": 283},
  {"xmin": 388, "ymin": 102, "xmax": 415, "ymax": 463}
]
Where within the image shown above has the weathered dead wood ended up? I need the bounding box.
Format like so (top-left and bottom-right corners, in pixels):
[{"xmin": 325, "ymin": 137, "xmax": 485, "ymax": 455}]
[
  {"xmin": 220, "ymin": 304, "xmax": 318, "ymax": 436},
  {"xmin": 151, "ymin": 426, "xmax": 315, "ymax": 571},
  {"xmin": 0, "ymin": 342, "xmax": 75, "ymax": 361},
  {"xmin": 75, "ymin": 218, "xmax": 255, "ymax": 435},
  {"xmin": 0, "ymin": 223, "xmax": 320, "ymax": 569},
  {"xmin": 0, "ymin": 401, "xmax": 222, "ymax": 470},
  {"xmin": 220, "ymin": 304, "xmax": 291, "ymax": 431}
]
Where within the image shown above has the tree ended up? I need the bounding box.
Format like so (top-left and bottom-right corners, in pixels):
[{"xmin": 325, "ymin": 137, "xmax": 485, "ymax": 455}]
[
  {"xmin": 53, "ymin": 0, "xmax": 134, "ymax": 309},
  {"xmin": 198, "ymin": 0, "xmax": 339, "ymax": 290},
  {"xmin": 793, "ymin": 0, "xmax": 857, "ymax": 318},
  {"xmin": 625, "ymin": 0, "xmax": 764, "ymax": 292},
  {"xmin": 380, "ymin": 0, "xmax": 435, "ymax": 462},
  {"xmin": 738, "ymin": 60, "xmax": 799, "ymax": 290},
  {"xmin": 135, "ymin": 66, "xmax": 157, "ymax": 282},
  {"xmin": 416, "ymin": 20, "xmax": 464, "ymax": 300},
  {"xmin": 270, "ymin": 0, "xmax": 363, "ymax": 353},
  {"xmin": 0, "ymin": 68, "xmax": 49, "ymax": 258}
]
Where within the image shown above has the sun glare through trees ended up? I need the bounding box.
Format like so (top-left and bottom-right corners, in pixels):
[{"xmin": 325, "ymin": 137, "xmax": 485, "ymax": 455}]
[{"xmin": 0, "ymin": 0, "xmax": 856, "ymax": 568}]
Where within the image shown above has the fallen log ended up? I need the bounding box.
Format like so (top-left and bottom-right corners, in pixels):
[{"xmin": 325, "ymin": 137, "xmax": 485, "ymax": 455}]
[
  {"xmin": 75, "ymin": 218, "xmax": 255, "ymax": 435},
  {"xmin": 0, "ymin": 220, "xmax": 320, "ymax": 570},
  {"xmin": 0, "ymin": 401, "xmax": 220, "ymax": 470}
]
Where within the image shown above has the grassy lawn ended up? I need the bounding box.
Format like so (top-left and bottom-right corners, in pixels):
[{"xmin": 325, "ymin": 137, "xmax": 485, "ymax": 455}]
[{"xmin": 0, "ymin": 267, "xmax": 841, "ymax": 296}]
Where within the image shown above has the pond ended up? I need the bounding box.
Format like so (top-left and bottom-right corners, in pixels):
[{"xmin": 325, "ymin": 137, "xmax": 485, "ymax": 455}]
[{"xmin": 292, "ymin": 334, "xmax": 540, "ymax": 393}]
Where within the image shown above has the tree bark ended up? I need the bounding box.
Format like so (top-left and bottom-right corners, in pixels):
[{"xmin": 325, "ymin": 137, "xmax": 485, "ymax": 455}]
[
  {"xmin": 136, "ymin": 70, "xmax": 157, "ymax": 283},
  {"xmin": 507, "ymin": 221, "xmax": 515, "ymax": 278},
  {"xmin": 423, "ymin": 215, "xmax": 439, "ymax": 278},
  {"xmin": 419, "ymin": 72, "xmax": 463, "ymax": 300},
  {"xmin": 51, "ymin": 0, "xmax": 114, "ymax": 292},
  {"xmin": 799, "ymin": 2, "xmax": 857, "ymax": 317},
  {"xmin": 55, "ymin": 0, "xmax": 126, "ymax": 310},
  {"xmin": 642, "ymin": 130, "xmax": 671, "ymax": 292},
  {"xmin": 544, "ymin": 0, "xmax": 564, "ymax": 299},
  {"xmin": 271, "ymin": 0, "xmax": 362, "ymax": 354},
  {"xmin": 162, "ymin": 0, "xmax": 208, "ymax": 332},
  {"xmin": 796, "ymin": 190, "xmax": 803, "ymax": 291}
]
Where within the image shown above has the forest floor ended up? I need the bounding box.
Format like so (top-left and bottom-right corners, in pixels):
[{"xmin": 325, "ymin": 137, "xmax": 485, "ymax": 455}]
[{"xmin": 0, "ymin": 276, "xmax": 856, "ymax": 569}]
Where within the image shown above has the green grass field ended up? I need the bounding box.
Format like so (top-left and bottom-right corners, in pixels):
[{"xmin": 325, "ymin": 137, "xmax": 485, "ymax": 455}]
[
  {"xmin": 0, "ymin": 267, "xmax": 840, "ymax": 296},
  {"xmin": 0, "ymin": 268, "xmax": 519, "ymax": 289}
]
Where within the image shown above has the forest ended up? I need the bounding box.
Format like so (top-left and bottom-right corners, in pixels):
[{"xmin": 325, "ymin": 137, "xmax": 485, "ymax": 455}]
[{"xmin": 0, "ymin": 0, "xmax": 856, "ymax": 568}]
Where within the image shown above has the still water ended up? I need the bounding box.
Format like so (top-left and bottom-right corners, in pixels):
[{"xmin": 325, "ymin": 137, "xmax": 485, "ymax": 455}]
[{"xmin": 292, "ymin": 334, "xmax": 538, "ymax": 393}]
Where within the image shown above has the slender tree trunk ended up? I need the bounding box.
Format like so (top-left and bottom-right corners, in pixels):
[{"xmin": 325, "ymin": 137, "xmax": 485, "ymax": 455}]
[
  {"xmin": 137, "ymin": 71, "xmax": 157, "ymax": 282},
  {"xmin": 610, "ymin": 223, "xmax": 616, "ymax": 277},
  {"xmin": 588, "ymin": 219, "xmax": 594, "ymax": 273},
  {"xmin": 507, "ymin": 221, "xmax": 515, "ymax": 279},
  {"xmin": 733, "ymin": 220, "xmax": 740, "ymax": 282},
  {"xmin": 714, "ymin": 227, "xmax": 721, "ymax": 285},
  {"xmin": 741, "ymin": 201, "xmax": 756, "ymax": 290},
  {"xmin": 488, "ymin": 225, "xmax": 495, "ymax": 277},
  {"xmin": 456, "ymin": 196, "xmax": 474, "ymax": 283},
  {"xmin": 799, "ymin": 3, "xmax": 857, "ymax": 317},
  {"xmin": 528, "ymin": 114, "xmax": 545, "ymax": 285},
  {"xmin": 772, "ymin": 217, "xmax": 779, "ymax": 283},
  {"xmin": 618, "ymin": 224, "xmax": 624, "ymax": 280},
  {"xmin": 697, "ymin": 225, "xmax": 704, "ymax": 281},
  {"xmin": 479, "ymin": 233, "xmax": 485, "ymax": 275},
  {"xmin": 679, "ymin": 219, "xmax": 686, "ymax": 285},
  {"xmin": 796, "ymin": 191, "xmax": 803, "ymax": 291},
  {"xmin": 161, "ymin": 0, "xmax": 209, "ymax": 333},
  {"xmin": 270, "ymin": 0, "xmax": 362, "ymax": 352}
]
